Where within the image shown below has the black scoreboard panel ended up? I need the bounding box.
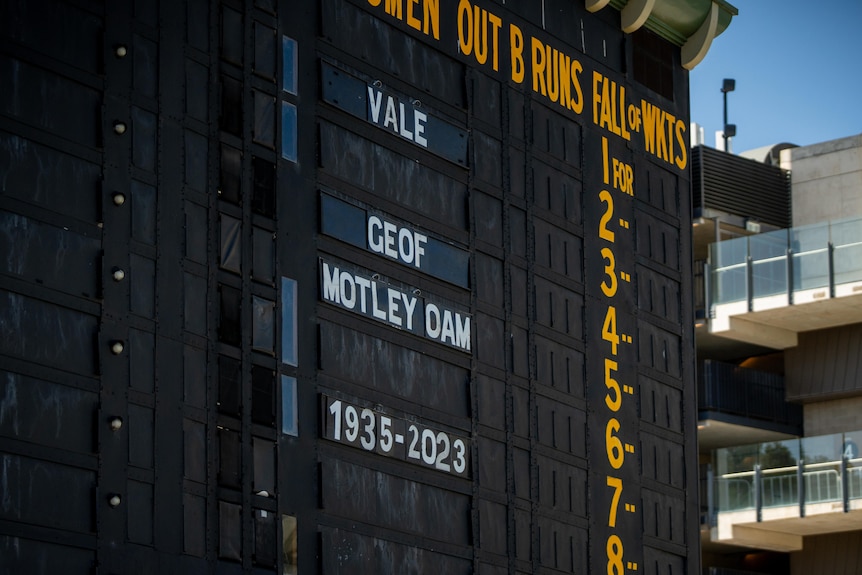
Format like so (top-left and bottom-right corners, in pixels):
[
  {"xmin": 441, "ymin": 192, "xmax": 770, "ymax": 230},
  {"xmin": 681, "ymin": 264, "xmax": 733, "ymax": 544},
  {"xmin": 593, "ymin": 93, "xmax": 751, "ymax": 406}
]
[
  {"xmin": 312, "ymin": 0, "xmax": 698, "ymax": 574},
  {"xmin": 0, "ymin": 0, "xmax": 697, "ymax": 573}
]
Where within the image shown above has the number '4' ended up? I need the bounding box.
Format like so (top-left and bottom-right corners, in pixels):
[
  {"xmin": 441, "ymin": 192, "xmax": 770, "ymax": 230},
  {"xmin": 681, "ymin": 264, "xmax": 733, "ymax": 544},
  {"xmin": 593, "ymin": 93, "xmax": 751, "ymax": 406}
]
[{"xmin": 602, "ymin": 306, "xmax": 620, "ymax": 355}]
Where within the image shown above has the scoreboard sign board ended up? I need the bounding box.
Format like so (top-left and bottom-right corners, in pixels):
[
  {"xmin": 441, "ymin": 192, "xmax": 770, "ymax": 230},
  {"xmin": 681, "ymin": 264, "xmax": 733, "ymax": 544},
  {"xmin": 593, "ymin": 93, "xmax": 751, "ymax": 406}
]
[
  {"xmin": 321, "ymin": 63, "xmax": 470, "ymax": 165},
  {"xmin": 312, "ymin": 1, "xmax": 698, "ymax": 574},
  {"xmin": 0, "ymin": 0, "xmax": 707, "ymax": 573},
  {"xmin": 321, "ymin": 394, "xmax": 471, "ymax": 477}
]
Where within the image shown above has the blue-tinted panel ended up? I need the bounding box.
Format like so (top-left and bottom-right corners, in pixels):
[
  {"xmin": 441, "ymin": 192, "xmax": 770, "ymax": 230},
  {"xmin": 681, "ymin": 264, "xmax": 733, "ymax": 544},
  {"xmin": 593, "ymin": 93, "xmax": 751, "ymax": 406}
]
[
  {"xmin": 711, "ymin": 236, "xmax": 748, "ymax": 268},
  {"xmin": 831, "ymin": 217, "xmax": 862, "ymax": 248},
  {"xmin": 319, "ymin": 193, "xmax": 471, "ymax": 288},
  {"xmin": 714, "ymin": 267, "xmax": 747, "ymax": 305},
  {"xmin": 792, "ymin": 251, "xmax": 829, "ymax": 291},
  {"xmin": 751, "ymin": 258, "xmax": 787, "ymax": 298},
  {"xmin": 321, "ymin": 64, "xmax": 366, "ymax": 118},
  {"xmin": 282, "ymin": 36, "xmax": 297, "ymax": 94},
  {"xmin": 281, "ymin": 277, "xmax": 297, "ymax": 366},
  {"xmin": 281, "ymin": 375, "xmax": 297, "ymax": 436},
  {"xmin": 749, "ymin": 229, "xmax": 788, "ymax": 260},
  {"xmin": 320, "ymin": 194, "xmax": 366, "ymax": 248},
  {"xmin": 320, "ymin": 62, "xmax": 468, "ymax": 166},
  {"xmin": 282, "ymin": 102, "xmax": 297, "ymax": 163}
]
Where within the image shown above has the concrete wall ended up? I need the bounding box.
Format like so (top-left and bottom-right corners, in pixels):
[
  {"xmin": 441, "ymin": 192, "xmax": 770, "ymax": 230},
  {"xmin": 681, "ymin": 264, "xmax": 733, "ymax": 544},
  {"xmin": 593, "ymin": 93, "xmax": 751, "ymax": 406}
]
[
  {"xmin": 803, "ymin": 396, "xmax": 862, "ymax": 436},
  {"xmin": 781, "ymin": 133, "xmax": 862, "ymax": 227},
  {"xmin": 785, "ymin": 324, "xmax": 862, "ymax": 402},
  {"xmin": 791, "ymin": 530, "xmax": 862, "ymax": 575}
]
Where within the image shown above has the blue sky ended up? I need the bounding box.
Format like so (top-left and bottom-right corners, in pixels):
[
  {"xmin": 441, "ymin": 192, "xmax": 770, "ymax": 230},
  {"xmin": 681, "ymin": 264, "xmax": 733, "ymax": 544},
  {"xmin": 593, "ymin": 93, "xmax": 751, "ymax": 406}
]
[{"xmin": 689, "ymin": 0, "xmax": 862, "ymax": 153}]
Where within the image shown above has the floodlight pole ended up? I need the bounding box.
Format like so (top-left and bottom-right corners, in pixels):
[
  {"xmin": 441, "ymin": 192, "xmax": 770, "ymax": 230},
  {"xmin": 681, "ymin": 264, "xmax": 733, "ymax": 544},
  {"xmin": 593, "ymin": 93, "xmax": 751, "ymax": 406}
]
[{"xmin": 721, "ymin": 78, "xmax": 736, "ymax": 152}]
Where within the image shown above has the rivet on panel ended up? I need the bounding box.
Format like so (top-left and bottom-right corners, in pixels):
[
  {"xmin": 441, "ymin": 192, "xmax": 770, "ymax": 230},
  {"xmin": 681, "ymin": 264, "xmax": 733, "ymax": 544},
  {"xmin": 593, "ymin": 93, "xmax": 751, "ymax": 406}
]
[
  {"xmin": 111, "ymin": 341, "xmax": 124, "ymax": 355},
  {"xmin": 112, "ymin": 268, "xmax": 126, "ymax": 282},
  {"xmin": 109, "ymin": 495, "xmax": 122, "ymax": 507},
  {"xmin": 113, "ymin": 122, "xmax": 127, "ymax": 135},
  {"xmin": 115, "ymin": 45, "xmax": 128, "ymax": 58},
  {"xmin": 110, "ymin": 417, "xmax": 123, "ymax": 431},
  {"xmin": 112, "ymin": 192, "xmax": 126, "ymax": 206}
]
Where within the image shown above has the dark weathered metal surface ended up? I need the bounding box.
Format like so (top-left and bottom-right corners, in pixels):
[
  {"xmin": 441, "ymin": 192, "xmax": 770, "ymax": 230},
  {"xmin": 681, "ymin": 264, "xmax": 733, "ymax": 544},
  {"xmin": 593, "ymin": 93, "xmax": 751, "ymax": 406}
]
[{"xmin": 0, "ymin": 0, "xmax": 698, "ymax": 573}]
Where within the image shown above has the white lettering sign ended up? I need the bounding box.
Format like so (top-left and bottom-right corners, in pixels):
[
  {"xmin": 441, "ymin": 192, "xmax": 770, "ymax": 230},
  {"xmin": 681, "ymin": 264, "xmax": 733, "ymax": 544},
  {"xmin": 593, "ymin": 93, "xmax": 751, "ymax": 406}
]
[
  {"xmin": 367, "ymin": 215, "xmax": 427, "ymax": 269},
  {"xmin": 367, "ymin": 86, "xmax": 428, "ymax": 147},
  {"xmin": 320, "ymin": 259, "xmax": 471, "ymax": 352}
]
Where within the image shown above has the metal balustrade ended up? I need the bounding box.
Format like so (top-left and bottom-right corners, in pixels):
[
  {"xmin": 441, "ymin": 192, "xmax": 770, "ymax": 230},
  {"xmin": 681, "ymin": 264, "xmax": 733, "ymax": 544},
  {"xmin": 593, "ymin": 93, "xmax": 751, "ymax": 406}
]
[
  {"xmin": 805, "ymin": 467, "xmax": 841, "ymax": 504},
  {"xmin": 698, "ymin": 359, "xmax": 802, "ymax": 432},
  {"xmin": 709, "ymin": 216, "xmax": 862, "ymax": 314},
  {"xmin": 706, "ymin": 431, "xmax": 862, "ymax": 524},
  {"xmin": 714, "ymin": 466, "xmax": 846, "ymax": 513}
]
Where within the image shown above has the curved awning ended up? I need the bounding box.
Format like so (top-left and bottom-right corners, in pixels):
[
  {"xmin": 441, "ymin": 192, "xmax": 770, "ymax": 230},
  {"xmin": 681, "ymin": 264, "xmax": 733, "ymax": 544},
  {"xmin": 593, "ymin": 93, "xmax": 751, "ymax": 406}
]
[{"xmin": 586, "ymin": 0, "xmax": 738, "ymax": 69}]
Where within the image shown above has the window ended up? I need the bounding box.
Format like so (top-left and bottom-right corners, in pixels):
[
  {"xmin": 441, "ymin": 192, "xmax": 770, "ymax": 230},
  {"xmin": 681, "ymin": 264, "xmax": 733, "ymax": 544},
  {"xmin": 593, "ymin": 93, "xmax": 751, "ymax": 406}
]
[
  {"xmin": 281, "ymin": 102, "xmax": 297, "ymax": 162},
  {"xmin": 281, "ymin": 375, "xmax": 297, "ymax": 436},
  {"xmin": 281, "ymin": 277, "xmax": 298, "ymax": 366},
  {"xmin": 632, "ymin": 28, "xmax": 674, "ymax": 100},
  {"xmin": 252, "ymin": 366, "xmax": 275, "ymax": 426},
  {"xmin": 252, "ymin": 296, "xmax": 275, "ymax": 353},
  {"xmin": 282, "ymin": 36, "xmax": 297, "ymax": 94},
  {"xmin": 281, "ymin": 36, "xmax": 298, "ymax": 163},
  {"xmin": 282, "ymin": 515, "xmax": 298, "ymax": 574}
]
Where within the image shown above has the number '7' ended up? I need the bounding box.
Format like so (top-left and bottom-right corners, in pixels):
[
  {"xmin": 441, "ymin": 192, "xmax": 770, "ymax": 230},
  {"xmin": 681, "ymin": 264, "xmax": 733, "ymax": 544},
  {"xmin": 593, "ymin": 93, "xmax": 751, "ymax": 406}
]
[{"xmin": 607, "ymin": 475, "xmax": 623, "ymax": 527}]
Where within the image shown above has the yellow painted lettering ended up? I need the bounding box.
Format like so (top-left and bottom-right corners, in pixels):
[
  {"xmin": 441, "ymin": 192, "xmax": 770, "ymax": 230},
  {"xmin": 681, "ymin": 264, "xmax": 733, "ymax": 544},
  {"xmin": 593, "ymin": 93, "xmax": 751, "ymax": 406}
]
[
  {"xmin": 600, "ymin": 78, "xmax": 614, "ymax": 133},
  {"xmin": 619, "ymin": 85, "xmax": 630, "ymax": 140},
  {"xmin": 488, "ymin": 12, "xmax": 501, "ymax": 71},
  {"xmin": 473, "ymin": 6, "xmax": 488, "ymax": 65},
  {"xmin": 406, "ymin": 0, "xmax": 421, "ymax": 30},
  {"xmin": 657, "ymin": 110, "xmax": 673, "ymax": 162},
  {"xmin": 457, "ymin": 0, "xmax": 472, "ymax": 56},
  {"xmin": 675, "ymin": 119, "xmax": 688, "ymax": 169},
  {"xmin": 558, "ymin": 51, "xmax": 570, "ymax": 109},
  {"xmin": 532, "ymin": 37, "xmax": 547, "ymax": 96},
  {"xmin": 592, "ymin": 71, "xmax": 602, "ymax": 126},
  {"xmin": 424, "ymin": 0, "xmax": 439, "ymax": 39},
  {"xmin": 510, "ymin": 24, "xmax": 524, "ymax": 83},
  {"xmin": 546, "ymin": 45, "xmax": 559, "ymax": 103},
  {"xmin": 569, "ymin": 59, "xmax": 583, "ymax": 114},
  {"xmin": 602, "ymin": 136, "xmax": 609, "ymax": 185},
  {"xmin": 608, "ymin": 79, "xmax": 619, "ymax": 135},
  {"xmin": 385, "ymin": 0, "xmax": 402, "ymax": 19},
  {"xmin": 641, "ymin": 101, "xmax": 659, "ymax": 155}
]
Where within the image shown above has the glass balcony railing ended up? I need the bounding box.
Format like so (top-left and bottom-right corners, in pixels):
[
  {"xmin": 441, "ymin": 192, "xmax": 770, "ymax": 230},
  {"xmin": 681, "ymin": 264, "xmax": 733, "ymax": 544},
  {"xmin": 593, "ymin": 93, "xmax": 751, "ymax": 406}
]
[
  {"xmin": 698, "ymin": 360, "xmax": 802, "ymax": 435},
  {"xmin": 708, "ymin": 430, "xmax": 862, "ymax": 517},
  {"xmin": 709, "ymin": 216, "xmax": 862, "ymax": 314}
]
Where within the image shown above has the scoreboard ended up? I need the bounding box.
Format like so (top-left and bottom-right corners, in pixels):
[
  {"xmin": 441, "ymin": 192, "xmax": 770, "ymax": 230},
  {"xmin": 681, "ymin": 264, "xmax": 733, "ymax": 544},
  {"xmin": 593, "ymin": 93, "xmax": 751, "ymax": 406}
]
[
  {"xmin": 302, "ymin": 0, "xmax": 699, "ymax": 573},
  {"xmin": 0, "ymin": 0, "xmax": 710, "ymax": 573}
]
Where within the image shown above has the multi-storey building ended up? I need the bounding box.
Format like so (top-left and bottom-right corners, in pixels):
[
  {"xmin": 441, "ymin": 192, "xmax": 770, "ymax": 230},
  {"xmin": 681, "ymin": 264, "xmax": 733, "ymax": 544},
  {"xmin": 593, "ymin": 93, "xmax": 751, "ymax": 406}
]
[{"xmin": 696, "ymin": 133, "xmax": 862, "ymax": 574}]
